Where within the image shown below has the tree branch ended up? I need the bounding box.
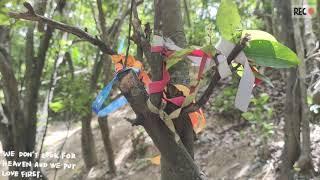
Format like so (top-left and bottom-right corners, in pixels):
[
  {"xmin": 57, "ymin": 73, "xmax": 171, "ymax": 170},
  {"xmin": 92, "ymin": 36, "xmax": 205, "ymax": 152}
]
[
  {"xmin": 9, "ymin": 2, "xmax": 116, "ymax": 55},
  {"xmin": 117, "ymin": 70, "xmax": 203, "ymax": 179},
  {"xmin": 183, "ymin": 35, "xmax": 250, "ymax": 113},
  {"xmin": 131, "ymin": 0, "xmax": 151, "ymax": 62}
]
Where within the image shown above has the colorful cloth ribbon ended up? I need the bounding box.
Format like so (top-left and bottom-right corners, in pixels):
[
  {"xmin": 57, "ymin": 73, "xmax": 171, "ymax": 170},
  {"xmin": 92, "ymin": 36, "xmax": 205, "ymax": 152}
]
[
  {"xmin": 149, "ymin": 36, "xmax": 208, "ymax": 134},
  {"xmin": 147, "ymin": 67, "xmax": 170, "ymax": 94},
  {"xmin": 92, "ymin": 69, "xmax": 130, "ymax": 117},
  {"xmin": 92, "ymin": 55, "xmax": 150, "ymax": 118},
  {"xmin": 215, "ymin": 38, "xmax": 255, "ymax": 112}
]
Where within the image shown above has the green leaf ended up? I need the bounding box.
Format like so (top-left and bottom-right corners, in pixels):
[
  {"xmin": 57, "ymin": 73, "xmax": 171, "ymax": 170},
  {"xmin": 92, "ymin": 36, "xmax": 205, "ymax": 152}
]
[
  {"xmin": 307, "ymin": 0, "xmax": 316, "ymax": 6},
  {"xmin": 49, "ymin": 101, "xmax": 65, "ymax": 113},
  {"xmin": 166, "ymin": 45, "xmax": 215, "ymax": 69},
  {"xmin": 253, "ymin": 71, "xmax": 274, "ymax": 87},
  {"xmin": 258, "ymin": 93, "xmax": 270, "ymax": 104},
  {"xmin": 71, "ymin": 47, "xmax": 80, "ymax": 63},
  {"xmin": 242, "ymin": 112, "xmax": 254, "ymax": 121},
  {"xmin": 244, "ymin": 40, "xmax": 300, "ymax": 68},
  {"xmin": 216, "ymin": 0, "xmax": 242, "ymax": 41},
  {"xmin": 0, "ymin": 14, "xmax": 10, "ymax": 25},
  {"xmin": 232, "ymin": 63, "xmax": 244, "ymax": 77},
  {"xmin": 166, "ymin": 48, "xmax": 194, "ymax": 69},
  {"xmin": 242, "ymin": 30, "xmax": 277, "ymax": 42}
]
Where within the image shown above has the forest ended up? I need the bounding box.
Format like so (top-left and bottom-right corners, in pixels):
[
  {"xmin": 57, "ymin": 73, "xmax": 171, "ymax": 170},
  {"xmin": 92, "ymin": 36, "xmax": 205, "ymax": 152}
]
[{"xmin": 0, "ymin": 0, "xmax": 319, "ymax": 179}]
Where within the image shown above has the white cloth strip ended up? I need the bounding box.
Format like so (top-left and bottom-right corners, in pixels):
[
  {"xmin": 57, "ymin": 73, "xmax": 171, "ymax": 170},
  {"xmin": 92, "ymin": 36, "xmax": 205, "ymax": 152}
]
[
  {"xmin": 152, "ymin": 35, "xmax": 182, "ymax": 51},
  {"xmin": 215, "ymin": 38, "xmax": 255, "ymax": 112},
  {"xmin": 217, "ymin": 54, "xmax": 232, "ymax": 79}
]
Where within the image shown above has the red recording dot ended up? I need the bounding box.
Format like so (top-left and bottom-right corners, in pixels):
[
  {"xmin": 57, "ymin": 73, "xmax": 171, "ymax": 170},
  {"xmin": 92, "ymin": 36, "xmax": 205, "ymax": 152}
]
[{"xmin": 308, "ymin": 7, "xmax": 315, "ymax": 15}]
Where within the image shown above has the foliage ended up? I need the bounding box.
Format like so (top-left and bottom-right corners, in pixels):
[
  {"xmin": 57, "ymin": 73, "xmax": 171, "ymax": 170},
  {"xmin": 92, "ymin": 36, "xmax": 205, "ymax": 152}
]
[
  {"xmin": 213, "ymin": 84, "xmax": 274, "ymax": 138},
  {"xmin": 244, "ymin": 40, "xmax": 300, "ymax": 68},
  {"xmin": 166, "ymin": 48, "xmax": 195, "ymax": 69},
  {"xmin": 216, "ymin": 0, "xmax": 300, "ymax": 69},
  {"xmin": 49, "ymin": 100, "xmax": 65, "ymax": 113},
  {"xmin": 166, "ymin": 45, "xmax": 215, "ymax": 69},
  {"xmin": 213, "ymin": 85, "xmax": 238, "ymax": 114},
  {"xmin": 216, "ymin": 0, "xmax": 242, "ymax": 41},
  {"xmin": 50, "ymin": 75, "xmax": 93, "ymax": 117},
  {"xmin": 241, "ymin": 30, "xmax": 277, "ymax": 41},
  {"xmin": 242, "ymin": 93, "xmax": 274, "ymax": 138}
]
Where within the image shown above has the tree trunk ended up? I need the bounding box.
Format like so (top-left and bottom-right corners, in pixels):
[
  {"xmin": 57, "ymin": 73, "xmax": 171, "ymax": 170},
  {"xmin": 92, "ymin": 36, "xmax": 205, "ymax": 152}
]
[
  {"xmin": 98, "ymin": 117, "xmax": 116, "ymax": 174},
  {"xmin": 81, "ymin": 113, "xmax": 98, "ymax": 169},
  {"xmin": 6, "ymin": 1, "xmax": 204, "ymax": 179},
  {"xmin": 292, "ymin": 19, "xmax": 313, "ymax": 174},
  {"xmin": 316, "ymin": 0, "xmax": 320, "ymax": 40},
  {"xmin": 0, "ymin": 14, "xmax": 51, "ymax": 178},
  {"xmin": 292, "ymin": 0, "xmax": 316, "ymax": 174},
  {"xmin": 94, "ymin": 0, "xmax": 130, "ymax": 173},
  {"xmin": 273, "ymin": 0, "xmax": 302, "ymax": 179},
  {"xmin": 152, "ymin": 0, "xmax": 198, "ymax": 179},
  {"xmin": 118, "ymin": 71, "xmax": 203, "ymax": 180},
  {"xmin": 80, "ymin": 51, "xmax": 101, "ymax": 170},
  {"xmin": 279, "ymin": 69, "xmax": 301, "ymax": 180}
]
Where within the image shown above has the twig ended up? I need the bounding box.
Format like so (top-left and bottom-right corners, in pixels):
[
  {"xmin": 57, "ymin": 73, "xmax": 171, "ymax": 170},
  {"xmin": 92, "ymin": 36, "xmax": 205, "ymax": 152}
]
[
  {"xmin": 9, "ymin": 2, "xmax": 116, "ymax": 55},
  {"xmin": 124, "ymin": 0, "xmax": 134, "ymax": 67},
  {"xmin": 131, "ymin": 0, "xmax": 152, "ymax": 62}
]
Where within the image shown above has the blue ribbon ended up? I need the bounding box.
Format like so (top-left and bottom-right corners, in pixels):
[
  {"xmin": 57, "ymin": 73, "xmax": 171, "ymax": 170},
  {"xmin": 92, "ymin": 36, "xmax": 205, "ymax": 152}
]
[{"xmin": 92, "ymin": 68, "xmax": 138, "ymax": 117}]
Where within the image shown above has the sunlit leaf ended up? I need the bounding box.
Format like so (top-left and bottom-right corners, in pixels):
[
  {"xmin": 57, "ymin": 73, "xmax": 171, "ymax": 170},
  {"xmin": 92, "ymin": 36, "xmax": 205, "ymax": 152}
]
[
  {"xmin": 242, "ymin": 112, "xmax": 254, "ymax": 121},
  {"xmin": 244, "ymin": 40, "xmax": 300, "ymax": 68},
  {"xmin": 49, "ymin": 100, "xmax": 65, "ymax": 113},
  {"xmin": 232, "ymin": 63, "xmax": 244, "ymax": 77},
  {"xmin": 258, "ymin": 93, "xmax": 270, "ymax": 104},
  {"xmin": 166, "ymin": 48, "xmax": 194, "ymax": 69},
  {"xmin": 216, "ymin": 0, "xmax": 242, "ymax": 41},
  {"xmin": 242, "ymin": 30, "xmax": 277, "ymax": 42}
]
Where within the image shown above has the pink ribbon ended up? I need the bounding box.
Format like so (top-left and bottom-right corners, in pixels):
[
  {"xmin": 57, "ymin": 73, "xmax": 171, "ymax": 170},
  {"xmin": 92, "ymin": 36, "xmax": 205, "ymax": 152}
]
[
  {"xmin": 150, "ymin": 38, "xmax": 212, "ymax": 108},
  {"xmin": 164, "ymin": 96, "xmax": 185, "ymax": 107},
  {"xmin": 148, "ymin": 67, "xmax": 170, "ymax": 94},
  {"xmin": 197, "ymin": 54, "xmax": 208, "ymax": 80}
]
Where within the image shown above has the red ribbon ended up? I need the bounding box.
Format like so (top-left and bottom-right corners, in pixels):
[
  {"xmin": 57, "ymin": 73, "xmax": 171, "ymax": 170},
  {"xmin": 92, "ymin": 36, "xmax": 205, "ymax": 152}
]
[
  {"xmin": 163, "ymin": 96, "xmax": 185, "ymax": 107},
  {"xmin": 149, "ymin": 45, "xmax": 211, "ymax": 109},
  {"xmin": 197, "ymin": 54, "xmax": 208, "ymax": 80}
]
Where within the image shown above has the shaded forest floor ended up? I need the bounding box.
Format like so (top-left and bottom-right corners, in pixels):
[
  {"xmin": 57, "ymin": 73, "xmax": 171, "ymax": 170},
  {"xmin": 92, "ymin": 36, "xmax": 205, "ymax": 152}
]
[
  {"xmin": 38, "ymin": 105, "xmax": 320, "ymax": 180},
  {"xmin": 1, "ymin": 107, "xmax": 320, "ymax": 180},
  {"xmin": 1, "ymin": 76, "xmax": 320, "ymax": 180}
]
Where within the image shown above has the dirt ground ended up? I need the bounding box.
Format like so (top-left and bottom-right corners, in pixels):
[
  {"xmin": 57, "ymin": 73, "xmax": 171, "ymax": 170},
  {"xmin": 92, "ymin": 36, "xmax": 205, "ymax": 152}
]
[
  {"xmin": 1, "ymin": 103, "xmax": 320, "ymax": 180},
  {"xmin": 37, "ymin": 105, "xmax": 310, "ymax": 180}
]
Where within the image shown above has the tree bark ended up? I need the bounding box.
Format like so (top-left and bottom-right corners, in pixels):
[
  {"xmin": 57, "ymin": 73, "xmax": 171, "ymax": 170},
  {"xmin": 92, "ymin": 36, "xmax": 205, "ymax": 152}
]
[
  {"xmin": 292, "ymin": 15, "xmax": 313, "ymax": 174},
  {"xmin": 118, "ymin": 71, "xmax": 203, "ymax": 180},
  {"xmin": 81, "ymin": 113, "xmax": 98, "ymax": 169},
  {"xmin": 316, "ymin": 0, "xmax": 320, "ymax": 40},
  {"xmin": 7, "ymin": 2, "xmax": 214, "ymax": 179},
  {"xmin": 98, "ymin": 117, "xmax": 116, "ymax": 174},
  {"xmin": 0, "ymin": 25, "xmax": 48, "ymax": 180},
  {"xmin": 292, "ymin": 0, "xmax": 317, "ymax": 174},
  {"xmin": 151, "ymin": 1, "xmax": 199, "ymax": 179},
  {"xmin": 273, "ymin": 0, "xmax": 302, "ymax": 179},
  {"xmin": 0, "ymin": 1, "xmax": 53, "ymax": 179}
]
